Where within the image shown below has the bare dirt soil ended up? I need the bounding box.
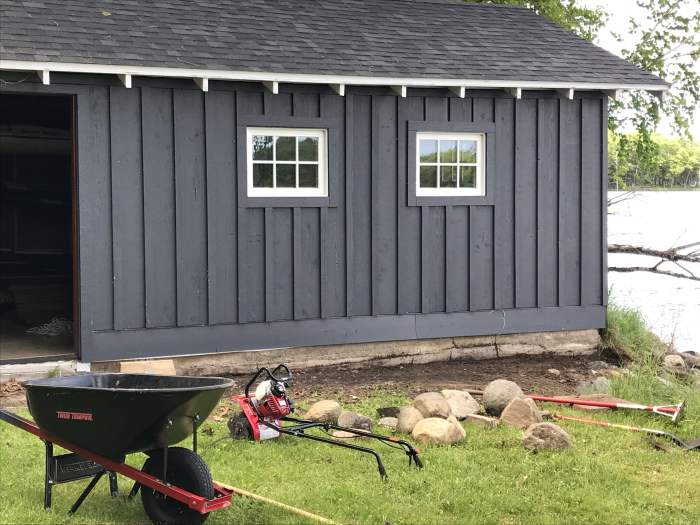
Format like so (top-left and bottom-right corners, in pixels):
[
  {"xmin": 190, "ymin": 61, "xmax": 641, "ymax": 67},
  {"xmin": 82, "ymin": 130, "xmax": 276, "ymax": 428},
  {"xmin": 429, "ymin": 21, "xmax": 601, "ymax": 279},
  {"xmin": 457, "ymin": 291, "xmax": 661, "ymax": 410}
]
[
  {"xmin": 0, "ymin": 353, "xmax": 613, "ymax": 409},
  {"xmin": 236, "ymin": 353, "xmax": 613, "ymax": 403}
]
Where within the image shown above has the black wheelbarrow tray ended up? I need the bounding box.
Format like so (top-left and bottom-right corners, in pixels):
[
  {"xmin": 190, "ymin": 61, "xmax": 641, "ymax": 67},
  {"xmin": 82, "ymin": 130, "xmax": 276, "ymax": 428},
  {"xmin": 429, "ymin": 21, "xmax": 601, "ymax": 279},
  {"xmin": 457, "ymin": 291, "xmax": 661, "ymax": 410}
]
[{"xmin": 0, "ymin": 373, "xmax": 235, "ymax": 525}]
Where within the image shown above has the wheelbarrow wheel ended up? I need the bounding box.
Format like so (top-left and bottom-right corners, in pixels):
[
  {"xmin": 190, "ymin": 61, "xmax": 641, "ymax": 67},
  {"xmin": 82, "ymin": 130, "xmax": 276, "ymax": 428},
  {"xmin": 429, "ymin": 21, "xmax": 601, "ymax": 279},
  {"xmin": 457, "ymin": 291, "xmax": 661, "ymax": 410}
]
[{"xmin": 141, "ymin": 447, "xmax": 214, "ymax": 525}]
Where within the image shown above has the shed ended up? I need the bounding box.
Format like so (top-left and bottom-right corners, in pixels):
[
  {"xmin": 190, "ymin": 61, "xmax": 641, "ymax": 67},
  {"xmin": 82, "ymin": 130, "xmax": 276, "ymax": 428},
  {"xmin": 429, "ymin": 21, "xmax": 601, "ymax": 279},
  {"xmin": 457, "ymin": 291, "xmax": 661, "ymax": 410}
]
[{"xmin": 0, "ymin": 0, "xmax": 668, "ymax": 364}]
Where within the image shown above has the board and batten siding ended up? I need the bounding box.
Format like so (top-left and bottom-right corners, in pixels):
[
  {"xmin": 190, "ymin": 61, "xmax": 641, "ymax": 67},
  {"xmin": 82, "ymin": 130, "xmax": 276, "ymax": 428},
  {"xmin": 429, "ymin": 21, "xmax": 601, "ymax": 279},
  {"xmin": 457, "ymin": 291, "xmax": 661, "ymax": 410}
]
[{"xmin": 0, "ymin": 77, "xmax": 607, "ymax": 361}]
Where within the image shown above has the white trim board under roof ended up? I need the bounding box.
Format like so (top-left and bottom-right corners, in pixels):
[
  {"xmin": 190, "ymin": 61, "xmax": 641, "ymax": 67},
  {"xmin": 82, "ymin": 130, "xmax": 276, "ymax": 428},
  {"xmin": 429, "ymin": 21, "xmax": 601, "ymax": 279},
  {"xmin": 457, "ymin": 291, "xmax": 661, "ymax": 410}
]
[{"xmin": 0, "ymin": 60, "xmax": 669, "ymax": 97}]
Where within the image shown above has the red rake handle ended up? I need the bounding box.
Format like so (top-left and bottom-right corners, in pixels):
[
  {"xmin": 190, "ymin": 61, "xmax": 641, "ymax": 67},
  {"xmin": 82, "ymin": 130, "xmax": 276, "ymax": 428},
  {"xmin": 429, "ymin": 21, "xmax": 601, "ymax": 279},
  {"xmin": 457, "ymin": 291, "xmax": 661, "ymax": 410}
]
[{"xmin": 527, "ymin": 395, "xmax": 678, "ymax": 414}]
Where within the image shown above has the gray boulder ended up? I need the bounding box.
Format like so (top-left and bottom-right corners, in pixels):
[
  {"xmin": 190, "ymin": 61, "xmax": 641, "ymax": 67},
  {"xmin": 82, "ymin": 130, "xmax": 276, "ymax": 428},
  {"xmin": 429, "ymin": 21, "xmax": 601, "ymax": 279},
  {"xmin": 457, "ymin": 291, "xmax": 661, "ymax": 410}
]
[
  {"xmin": 464, "ymin": 414, "xmax": 499, "ymax": 428},
  {"xmin": 482, "ymin": 379, "xmax": 524, "ymax": 416},
  {"xmin": 396, "ymin": 406, "xmax": 424, "ymax": 433},
  {"xmin": 413, "ymin": 392, "xmax": 451, "ymax": 418},
  {"xmin": 337, "ymin": 410, "xmax": 373, "ymax": 431},
  {"xmin": 378, "ymin": 417, "xmax": 398, "ymax": 430},
  {"xmin": 500, "ymin": 398, "xmax": 543, "ymax": 429},
  {"xmin": 576, "ymin": 376, "xmax": 611, "ymax": 395},
  {"xmin": 663, "ymin": 354, "xmax": 686, "ymax": 372},
  {"xmin": 441, "ymin": 389, "xmax": 481, "ymax": 419},
  {"xmin": 522, "ymin": 423, "xmax": 572, "ymax": 451}
]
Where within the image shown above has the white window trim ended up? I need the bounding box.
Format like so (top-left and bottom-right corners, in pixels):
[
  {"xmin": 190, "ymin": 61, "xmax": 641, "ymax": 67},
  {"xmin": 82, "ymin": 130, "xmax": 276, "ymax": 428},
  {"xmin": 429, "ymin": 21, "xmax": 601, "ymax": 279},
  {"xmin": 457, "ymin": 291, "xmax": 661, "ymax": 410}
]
[
  {"xmin": 246, "ymin": 127, "xmax": 328, "ymax": 197},
  {"xmin": 415, "ymin": 132, "xmax": 486, "ymax": 197}
]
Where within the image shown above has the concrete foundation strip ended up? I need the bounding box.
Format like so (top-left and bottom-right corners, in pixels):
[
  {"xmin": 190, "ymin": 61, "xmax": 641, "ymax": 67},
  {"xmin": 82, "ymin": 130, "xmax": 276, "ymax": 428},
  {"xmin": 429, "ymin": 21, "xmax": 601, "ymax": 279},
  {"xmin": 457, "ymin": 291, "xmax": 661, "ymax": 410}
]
[{"xmin": 215, "ymin": 482, "xmax": 344, "ymax": 524}]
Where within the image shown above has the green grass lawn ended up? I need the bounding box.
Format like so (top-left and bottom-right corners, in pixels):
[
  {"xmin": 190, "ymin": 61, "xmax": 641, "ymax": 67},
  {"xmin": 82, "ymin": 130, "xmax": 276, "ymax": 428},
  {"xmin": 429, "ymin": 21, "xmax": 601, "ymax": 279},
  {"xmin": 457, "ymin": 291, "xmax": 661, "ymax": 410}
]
[{"xmin": 1, "ymin": 373, "xmax": 698, "ymax": 525}]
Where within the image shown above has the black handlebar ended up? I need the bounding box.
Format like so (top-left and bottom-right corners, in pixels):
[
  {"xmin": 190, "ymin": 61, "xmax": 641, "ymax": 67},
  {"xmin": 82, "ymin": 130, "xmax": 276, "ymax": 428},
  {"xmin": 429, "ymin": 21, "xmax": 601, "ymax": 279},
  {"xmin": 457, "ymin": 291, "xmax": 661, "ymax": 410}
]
[{"xmin": 244, "ymin": 364, "xmax": 292, "ymax": 399}]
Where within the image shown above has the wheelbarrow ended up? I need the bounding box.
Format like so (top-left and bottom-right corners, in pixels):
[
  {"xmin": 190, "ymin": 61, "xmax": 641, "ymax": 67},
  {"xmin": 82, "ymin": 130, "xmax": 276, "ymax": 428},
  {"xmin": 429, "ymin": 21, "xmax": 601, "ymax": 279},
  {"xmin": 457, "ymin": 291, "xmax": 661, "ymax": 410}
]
[{"xmin": 0, "ymin": 373, "xmax": 234, "ymax": 525}]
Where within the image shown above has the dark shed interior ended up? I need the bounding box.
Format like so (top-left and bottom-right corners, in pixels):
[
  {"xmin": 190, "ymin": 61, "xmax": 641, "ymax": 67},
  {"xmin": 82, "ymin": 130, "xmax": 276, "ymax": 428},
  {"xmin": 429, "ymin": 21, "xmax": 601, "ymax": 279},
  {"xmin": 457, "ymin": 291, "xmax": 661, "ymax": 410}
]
[{"xmin": 0, "ymin": 94, "xmax": 75, "ymax": 363}]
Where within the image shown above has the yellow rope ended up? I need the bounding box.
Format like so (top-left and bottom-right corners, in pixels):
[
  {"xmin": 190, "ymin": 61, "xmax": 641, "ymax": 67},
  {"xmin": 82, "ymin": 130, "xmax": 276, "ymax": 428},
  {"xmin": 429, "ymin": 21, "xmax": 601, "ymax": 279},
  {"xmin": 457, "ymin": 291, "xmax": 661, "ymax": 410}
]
[{"xmin": 215, "ymin": 481, "xmax": 344, "ymax": 525}]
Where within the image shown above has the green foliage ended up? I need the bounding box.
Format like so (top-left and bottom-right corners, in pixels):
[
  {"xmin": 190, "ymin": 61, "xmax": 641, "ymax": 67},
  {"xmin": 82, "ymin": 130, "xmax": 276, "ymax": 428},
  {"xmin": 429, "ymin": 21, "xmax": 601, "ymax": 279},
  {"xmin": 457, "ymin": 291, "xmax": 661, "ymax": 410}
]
[
  {"xmin": 612, "ymin": 0, "xmax": 700, "ymax": 143},
  {"xmin": 608, "ymin": 131, "xmax": 700, "ymax": 188},
  {"xmin": 468, "ymin": 0, "xmax": 605, "ymax": 40},
  {"xmin": 601, "ymin": 302, "xmax": 668, "ymax": 366}
]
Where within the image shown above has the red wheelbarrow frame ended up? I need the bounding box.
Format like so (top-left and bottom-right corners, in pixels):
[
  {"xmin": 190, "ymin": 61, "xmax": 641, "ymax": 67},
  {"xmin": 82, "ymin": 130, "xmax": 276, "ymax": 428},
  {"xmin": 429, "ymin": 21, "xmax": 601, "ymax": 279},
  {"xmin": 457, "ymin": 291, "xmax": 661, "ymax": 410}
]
[{"xmin": 0, "ymin": 408, "xmax": 232, "ymax": 515}]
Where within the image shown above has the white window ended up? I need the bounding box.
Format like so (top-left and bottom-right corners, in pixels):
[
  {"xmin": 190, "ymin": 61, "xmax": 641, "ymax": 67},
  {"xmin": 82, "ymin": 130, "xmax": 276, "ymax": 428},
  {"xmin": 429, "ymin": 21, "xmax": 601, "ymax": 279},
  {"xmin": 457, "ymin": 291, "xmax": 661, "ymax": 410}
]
[
  {"xmin": 416, "ymin": 132, "xmax": 485, "ymax": 196},
  {"xmin": 247, "ymin": 127, "xmax": 327, "ymax": 197}
]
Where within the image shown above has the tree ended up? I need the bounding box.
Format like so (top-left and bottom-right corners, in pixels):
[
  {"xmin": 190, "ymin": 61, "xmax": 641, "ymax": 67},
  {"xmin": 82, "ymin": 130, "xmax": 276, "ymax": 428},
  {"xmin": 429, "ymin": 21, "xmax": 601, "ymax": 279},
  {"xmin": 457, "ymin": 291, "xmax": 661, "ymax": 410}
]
[{"xmin": 469, "ymin": 0, "xmax": 605, "ymax": 40}]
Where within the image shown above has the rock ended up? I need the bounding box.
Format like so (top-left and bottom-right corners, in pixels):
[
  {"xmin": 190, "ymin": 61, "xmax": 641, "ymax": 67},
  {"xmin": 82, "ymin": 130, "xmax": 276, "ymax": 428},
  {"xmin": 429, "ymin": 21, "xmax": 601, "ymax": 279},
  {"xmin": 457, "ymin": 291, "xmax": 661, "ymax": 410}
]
[
  {"xmin": 411, "ymin": 415, "xmax": 465, "ymax": 445},
  {"xmin": 304, "ymin": 400, "xmax": 342, "ymax": 424},
  {"xmin": 500, "ymin": 398, "xmax": 543, "ymax": 429},
  {"xmin": 413, "ymin": 392, "xmax": 451, "ymax": 418},
  {"xmin": 663, "ymin": 354, "xmax": 686, "ymax": 371},
  {"xmin": 396, "ymin": 406, "xmax": 424, "ymax": 433},
  {"xmin": 679, "ymin": 352, "xmax": 699, "ymax": 369},
  {"xmin": 332, "ymin": 430, "xmax": 367, "ymax": 439},
  {"xmin": 464, "ymin": 414, "xmax": 499, "ymax": 428},
  {"xmin": 547, "ymin": 368, "xmax": 561, "ymax": 377},
  {"xmin": 378, "ymin": 417, "xmax": 398, "ymax": 430},
  {"xmin": 482, "ymin": 379, "xmax": 524, "ymax": 416},
  {"xmin": 576, "ymin": 376, "xmax": 611, "ymax": 395},
  {"xmin": 440, "ymin": 389, "xmax": 480, "ymax": 419},
  {"xmin": 337, "ymin": 410, "xmax": 373, "ymax": 431},
  {"xmin": 587, "ymin": 360, "xmax": 610, "ymax": 370},
  {"xmin": 376, "ymin": 406, "xmax": 400, "ymax": 418},
  {"xmin": 522, "ymin": 422, "xmax": 572, "ymax": 451}
]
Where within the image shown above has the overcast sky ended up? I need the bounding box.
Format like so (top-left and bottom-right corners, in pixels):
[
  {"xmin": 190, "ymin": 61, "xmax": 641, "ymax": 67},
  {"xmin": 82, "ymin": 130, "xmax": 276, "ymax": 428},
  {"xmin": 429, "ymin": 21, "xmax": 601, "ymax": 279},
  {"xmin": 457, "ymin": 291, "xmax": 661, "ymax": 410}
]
[{"xmin": 580, "ymin": 0, "xmax": 699, "ymax": 139}]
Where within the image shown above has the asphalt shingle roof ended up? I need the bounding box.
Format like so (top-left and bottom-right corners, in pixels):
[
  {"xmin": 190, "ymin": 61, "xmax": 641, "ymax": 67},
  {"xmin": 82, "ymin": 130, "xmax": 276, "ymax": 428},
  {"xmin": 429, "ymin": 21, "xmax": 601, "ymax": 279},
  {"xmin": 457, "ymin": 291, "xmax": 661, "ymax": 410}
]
[{"xmin": 0, "ymin": 0, "xmax": 667, "ymax": 87}]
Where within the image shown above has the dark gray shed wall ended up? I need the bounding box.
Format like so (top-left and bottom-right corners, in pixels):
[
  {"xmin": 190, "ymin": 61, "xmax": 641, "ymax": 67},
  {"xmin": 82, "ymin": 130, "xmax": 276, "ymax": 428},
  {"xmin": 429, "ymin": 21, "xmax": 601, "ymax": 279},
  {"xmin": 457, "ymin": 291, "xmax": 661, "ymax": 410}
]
[{"xmin": 0, "ymin": 75, "xmax": 607, "ymax": 362}]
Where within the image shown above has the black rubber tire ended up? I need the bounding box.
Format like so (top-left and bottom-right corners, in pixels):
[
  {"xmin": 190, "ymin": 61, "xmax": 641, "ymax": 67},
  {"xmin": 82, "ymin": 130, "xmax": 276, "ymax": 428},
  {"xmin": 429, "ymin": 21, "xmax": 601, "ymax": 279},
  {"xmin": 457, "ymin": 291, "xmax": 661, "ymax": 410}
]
[
  {"xmin": 140, "ymin": 447, "xmax": 214, "ymax": 525},
  {"xmin": 227, "ymin": 414, "xmax": 253, "ymax": 440}
]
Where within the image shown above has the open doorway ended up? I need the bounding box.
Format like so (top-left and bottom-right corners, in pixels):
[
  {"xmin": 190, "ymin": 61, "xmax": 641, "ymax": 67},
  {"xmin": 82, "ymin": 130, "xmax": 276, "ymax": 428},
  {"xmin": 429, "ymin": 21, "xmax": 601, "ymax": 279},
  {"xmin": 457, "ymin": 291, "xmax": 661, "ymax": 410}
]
[{"xmin": 0, "ymin": 94, "xmax": 76, "ymax": 364}]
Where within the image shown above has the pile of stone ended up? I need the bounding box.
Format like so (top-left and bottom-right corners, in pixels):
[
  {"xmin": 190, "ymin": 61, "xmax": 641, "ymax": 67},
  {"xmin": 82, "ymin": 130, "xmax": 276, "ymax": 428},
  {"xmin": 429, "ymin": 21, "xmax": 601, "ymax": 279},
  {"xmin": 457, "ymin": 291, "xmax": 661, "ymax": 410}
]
[{"xmin": 302, "ymin": 377, "xmax": 572, "ymax": 450}]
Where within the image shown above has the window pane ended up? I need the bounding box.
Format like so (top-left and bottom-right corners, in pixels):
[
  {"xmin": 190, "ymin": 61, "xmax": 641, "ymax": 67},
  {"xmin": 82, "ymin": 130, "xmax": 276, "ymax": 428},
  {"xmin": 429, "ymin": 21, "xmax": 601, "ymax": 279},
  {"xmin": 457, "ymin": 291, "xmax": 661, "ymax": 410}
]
[
  {"xmin": 299, "ymin": 164, "xmax": 318, "ymax": 188},
  {"xmin": 440, "ymin": 165, "xmax": 457, "ymax": 187},
  {"xmin": 419, "ymin": 139, "xmax": 438, "ymax": 163},
  {"xmin": 276, "ymin": 136, "xmax": 296, "ymax": 161},
  {"xmin": 299, "ymin": 136, "xmax": 318, "ymax": 161},
  {"xmin": 440, "ymin": 140, "xmax": 457, "ymax": 163},
  {"xmin": 276, "ymin": 164, "xmax": 296, "ymax": 188},
  {"xmin": 252, "ymin": 136, "xmax": 273, "ymax": 160},
  {"xmin": 459, "ymin": 140, "xmax": 477, "ymax": 163},
  {"xmin": 253, "ymin": 163, "xmax": 273, "ymax": 187},
  {"xmin": 419, "ymin": 165, "xmax": 437, "ymax": 188},
  {"xmin": 460, "ymin": 166, "xmax": 476, "ymax": 188}
]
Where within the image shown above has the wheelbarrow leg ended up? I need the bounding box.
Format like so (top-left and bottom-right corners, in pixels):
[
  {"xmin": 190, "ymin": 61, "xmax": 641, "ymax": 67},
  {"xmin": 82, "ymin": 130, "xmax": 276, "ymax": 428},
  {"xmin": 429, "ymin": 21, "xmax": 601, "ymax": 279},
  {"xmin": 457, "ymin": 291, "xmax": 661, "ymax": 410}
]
[
  {"xmin": 44, "ymin": 441, "xmax": 53, "ymax": 509},
  {"xmin": 68, "ymin": 470, "xmax": 104, "ymax": 515},
  {"xmin": 108, "ymin": 471, "xmax": 118, "ymax": 497}
]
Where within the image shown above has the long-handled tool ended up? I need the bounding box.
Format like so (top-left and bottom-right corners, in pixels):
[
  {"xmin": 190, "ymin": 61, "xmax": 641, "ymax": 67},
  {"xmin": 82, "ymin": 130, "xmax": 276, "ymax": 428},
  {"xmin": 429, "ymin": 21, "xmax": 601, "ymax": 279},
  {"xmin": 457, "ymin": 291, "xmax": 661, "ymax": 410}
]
[
  {"xmin": 228, "ymin": 364, "xmax": 423, "ymax": 479},
  {"xmin": 550, "ymin": 413, "xmax": 700, "ymax": 451},
  {"xmin": 528, "ymin": 395, "xmax": 685, "ymax": 423}
]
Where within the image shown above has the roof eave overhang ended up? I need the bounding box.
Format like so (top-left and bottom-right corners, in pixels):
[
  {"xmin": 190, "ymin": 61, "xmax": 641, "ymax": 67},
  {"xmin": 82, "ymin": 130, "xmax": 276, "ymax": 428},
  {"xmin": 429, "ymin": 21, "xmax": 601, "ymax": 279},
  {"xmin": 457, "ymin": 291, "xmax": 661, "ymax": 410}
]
[{"xmin": 0, "ymin": 60, "xmax": 670, "ymax": 97}]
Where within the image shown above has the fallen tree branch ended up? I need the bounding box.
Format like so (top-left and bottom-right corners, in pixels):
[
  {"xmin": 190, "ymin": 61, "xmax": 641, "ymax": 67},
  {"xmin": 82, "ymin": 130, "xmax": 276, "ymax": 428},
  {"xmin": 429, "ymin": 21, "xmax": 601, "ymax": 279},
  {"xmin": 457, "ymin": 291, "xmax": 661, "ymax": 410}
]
[
  {"xmin": 608, "ymin": 266, "xmax": 700, "ymax": 281},
  {"xmin": 608, "ymin": 243, "xmax": 700, "ymax": 263}
]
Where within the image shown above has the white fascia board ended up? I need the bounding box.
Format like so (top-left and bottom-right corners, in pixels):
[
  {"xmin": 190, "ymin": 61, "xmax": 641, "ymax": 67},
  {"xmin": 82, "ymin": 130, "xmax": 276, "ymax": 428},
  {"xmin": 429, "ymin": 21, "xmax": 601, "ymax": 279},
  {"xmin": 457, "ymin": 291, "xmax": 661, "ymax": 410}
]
[
  {"xmin": 603, "ymin": 89, "xmax": 621, "ymax": 100},
  {"xmin": 117, "ymin": 73, "xmax": 132, "ymax": 88},
  {"xmin": 0, "ymin": 60, "xmax": 670, "ymax": 93},
  {"xmin": 448, "ymin": 86, "xmax": 465, "ymax": 98}
]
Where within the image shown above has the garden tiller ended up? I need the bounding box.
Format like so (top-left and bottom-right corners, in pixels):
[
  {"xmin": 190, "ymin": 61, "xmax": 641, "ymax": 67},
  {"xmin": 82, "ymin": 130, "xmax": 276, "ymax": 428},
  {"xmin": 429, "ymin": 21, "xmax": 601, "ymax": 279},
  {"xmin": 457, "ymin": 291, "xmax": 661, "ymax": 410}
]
[
  {"xmin": 0, "ymin": 374, "xmax": 235, "ymax": 525},
  {"xmin": 228, "ymin": 364, "xmax": 423, "ymax": 478}
]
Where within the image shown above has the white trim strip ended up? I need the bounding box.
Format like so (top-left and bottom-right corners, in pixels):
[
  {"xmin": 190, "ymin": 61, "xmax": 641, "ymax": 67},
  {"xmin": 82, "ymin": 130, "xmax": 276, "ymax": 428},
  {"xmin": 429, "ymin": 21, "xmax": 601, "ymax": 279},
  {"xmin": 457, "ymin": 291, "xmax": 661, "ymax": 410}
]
[
  {"xmin": 391, "ymin": 85, "xmax": 407, "ymax": 97},
  {"xmin": 37, "ymin": 69, "xmax": 50, "ymax": 85},
  {"xmin": 505, "ymin": 87, "xmax": 522, "ymax": 99},
  {"xmin": 329, "ymin": 83, "xmax": 345, "ymax": 96},
  {"xmin": 194, "ymin": 77, "xmax": 208, "ymax": 92},
  {"xmin": 117, "ymin": 73, "xmax": 132, "ymax": 88},
  {"xmin": 448, "ymin": 86, "xmax": 466, "ymax": 98},
  {"xmin": 557, "ymin": 88, "xmax": 575, "ymax": 100},
  {"xmin": 262, "ymin": 80, "xmax": 279, "ymax": 94},
  {"xmin": 0, "ymin": 60, "xmax": 669, "ymax": 93}
]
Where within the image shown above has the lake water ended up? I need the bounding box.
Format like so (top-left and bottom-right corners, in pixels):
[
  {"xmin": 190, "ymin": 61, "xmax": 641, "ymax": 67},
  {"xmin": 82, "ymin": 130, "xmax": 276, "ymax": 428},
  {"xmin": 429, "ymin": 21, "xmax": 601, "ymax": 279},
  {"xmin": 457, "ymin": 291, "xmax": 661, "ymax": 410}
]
[{"xmin": 608, "ymin": 191, "xmax": 700, "ymax": 353}]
